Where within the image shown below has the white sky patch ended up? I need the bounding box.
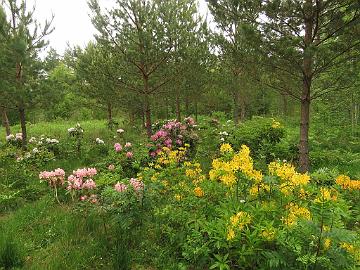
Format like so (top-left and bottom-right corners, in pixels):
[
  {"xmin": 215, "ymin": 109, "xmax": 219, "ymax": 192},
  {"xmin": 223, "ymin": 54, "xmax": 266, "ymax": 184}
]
[{"xmin": 24, "ymin": 0, "xmax": 211, "ymax": 56}]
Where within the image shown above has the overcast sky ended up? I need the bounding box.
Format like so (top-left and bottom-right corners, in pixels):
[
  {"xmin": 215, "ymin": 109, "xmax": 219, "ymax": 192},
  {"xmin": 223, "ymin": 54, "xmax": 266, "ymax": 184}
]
[{"xmin": 24, "ymin": 0, "xmax": 211, "ymax": 55}]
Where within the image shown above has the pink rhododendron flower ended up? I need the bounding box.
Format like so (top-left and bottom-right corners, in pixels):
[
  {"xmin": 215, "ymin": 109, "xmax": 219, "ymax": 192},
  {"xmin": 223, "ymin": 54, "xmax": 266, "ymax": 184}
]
[
  {"xmin": 126, "ymin": 151, "xmax": 133, "ymax": 158},
  {"xmin": 108, "ymin": 164, "xmax": 115, "ymax": 171},
  {"xmin": 82, "ymin": 179, "xmax": 96, "ymax": 189},
  {"xmin": 114, "ymin": 182, "xmax": 128, "ymax": 192},
  {"xmin": 176, "ymin": 139, "xmax": 182, "ymax": 145},
  {"xmin": 80, "ymin": 195, "xmax": 87, "ymax": 201},
  {"xmin": 114, "ymin": 143, "xmax": 122, "ymax": 152},
  {"xmin": 39, "ymin": 168, "xmax": 66, "ymax": 187},
  {"xmin": 66, "ymin": 167, "xmax": 97, "ymax": 190},
  {"xmin": 130, "ymin": 178, "xmax": 144, "ymax": 192}
]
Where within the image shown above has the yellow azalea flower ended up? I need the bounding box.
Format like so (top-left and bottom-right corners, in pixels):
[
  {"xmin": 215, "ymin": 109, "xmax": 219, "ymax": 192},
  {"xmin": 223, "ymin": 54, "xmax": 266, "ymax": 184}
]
[
  {"xmin": 220, "ymin": 143, "xmax": 233, "ymax": 153},
  {"xmin": 220, "ymin": 174, "xmax": 237, "ymax": 186},
  {"xmin": 249, "ymin": 185, "xmax": 259, "ymax": 196},
  {"xmin": 194, "ymin": 186, "xmax": 204, "ymax": 197},
  {"xmin": 282, "ymin": 203, "xmax": 311, "ymax": 227},
  {"xmin": 227, "ymin": 228, "xmax": 235, "ymax": 241},
  {"xmin": 324, "ymin": 238, "xmax": 331, "ymax": 250},
  {"xmin": 271, "ymin": 121, "xmax": 281, "ymax": 128},
  {"xmin": 174, "ymin": 194, "xmax": 182, "ymax": 201},
  {"xmin": 336, "ymin": 174, "xmax": 360, "ymax": 190},
  {"xmin": 314, "ymin": 187, "xmax": 333, "ymax": 203},
  {"xmin": 340, "ymin": 242, "xmax": 354, "ymax": 253}
]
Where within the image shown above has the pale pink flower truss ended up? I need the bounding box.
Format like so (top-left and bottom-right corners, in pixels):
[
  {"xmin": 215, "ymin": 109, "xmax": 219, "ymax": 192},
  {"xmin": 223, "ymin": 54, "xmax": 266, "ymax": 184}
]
[
  {"xmin": 39, "ymin": 168, "xmax": 65, "ymax": 187},
  {"xmin": 114, "ymin": 143, "xmax": 122, "ymax": 152},
  {"xmin": 114, "ymin": 182, "xmax": 128, "ymax": 192},
  {"xmin": 130, "ymin": 178, "xmax": 144, "ymax": 192},
  {"xmin": 126, "ymin": 151, "xmax": 133, "ymax": 158},
  {"xmin": 108, "ymin": 164, "xmax": 115, "ymax": 171}
]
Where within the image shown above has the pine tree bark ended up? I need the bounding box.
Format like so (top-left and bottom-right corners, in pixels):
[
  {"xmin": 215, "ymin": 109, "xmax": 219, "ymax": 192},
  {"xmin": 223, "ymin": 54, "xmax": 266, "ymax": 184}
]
[
  {"xmin": 299, "ymin": 0, "xmax": 313, "ymax": 173},
  {"xmin": 240, "ymin": 98, "xmax": 246, "ymax": 122},
  {"xmin": 1, "ymin": 108, "xmax": 11, "ymax": 136},
  {"xmin": 144, "ymin": 98, "xmax": 152, "ymax": 137},
  {"xmin": 107, "ymin": 102, "xmax": 113, "ymax": 129},
  {"xmin": 19, "ymin": 106, "xmax": 27, "ymax": 150},
  {"xmin": 233, "ymin": 91, "xmax": 240, "ymax": 125}
]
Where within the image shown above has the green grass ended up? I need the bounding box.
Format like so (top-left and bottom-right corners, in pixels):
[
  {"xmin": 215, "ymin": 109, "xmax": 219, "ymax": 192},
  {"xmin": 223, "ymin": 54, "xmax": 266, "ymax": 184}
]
[{"xmin": 0, "ymin": 196, "xmax": 114, "ymax": 269}]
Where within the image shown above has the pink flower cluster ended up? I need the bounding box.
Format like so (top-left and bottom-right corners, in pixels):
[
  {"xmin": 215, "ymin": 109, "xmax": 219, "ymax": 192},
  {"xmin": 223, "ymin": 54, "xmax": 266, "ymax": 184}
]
[
  {"xmin": 114, "ymin": 182, "xmax": 128, "ymax": 192},
  {"xmin": 130, "ymin": 178, "xmax": 144, "ymax": 192},
  {"xmin": 67, "ymin": 168, "xmax": 97, "ymax": 190},
  {"xmin": 114, "ymin": 178, "xmax": 144, "ymax": 193},
  {"xmin": 114, "ymin": 142, "xmax": 133, "ymax": 158},
  {"xmin": 149, "ymin": 118, "xmax": 196, "ymax": 157},
  {"xmin": 39, "ymin": 168, "xmax": 65, "ymax": 187},
  {"xmin": 114, "ymin": 143, "xmax": 122, "ymax": 152}
]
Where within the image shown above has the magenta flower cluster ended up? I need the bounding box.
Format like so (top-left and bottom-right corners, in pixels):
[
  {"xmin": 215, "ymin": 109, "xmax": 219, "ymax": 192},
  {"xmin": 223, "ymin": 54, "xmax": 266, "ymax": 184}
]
[
  {"xmin": 39, "ymin": 168, "xmax": 65, "ymax": 187},
  {"xmin": 114, "ymin": 142, "xmax": 133, "ymax": 158},
  {"xmin": 149, "ymin": 117, "xmax": 196, "ymax": 157},
  {"xmin": 67, "ymin": 168, "xmax": 97, "ymax": 191}
]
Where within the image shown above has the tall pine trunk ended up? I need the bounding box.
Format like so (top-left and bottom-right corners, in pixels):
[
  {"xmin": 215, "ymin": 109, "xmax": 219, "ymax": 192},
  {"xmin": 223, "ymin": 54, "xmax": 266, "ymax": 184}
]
[
  {"xmin": 1, "ymin": 108, "xmax": 11, "ymax": 136},
  {"xmin": 233, "ymin": 91, "xmax": 240, "ymax": 125},
  {"xmin": 240, "ymin": 98, "xmax": 246, "ymax": 122},
  {"xmin": 107, "ymin": 102, "xmax": 113, "ymax": 129},
  {"xmin": 299, "ymin": 0, "xmax": 313, "ymax": 172},
  {"xmin": 144, "ymin": 98, "xmax": 152, "ymax": 137},
  {"xmin": 19, "ymin": 106, "xmax": 27, "ymax": 150}
]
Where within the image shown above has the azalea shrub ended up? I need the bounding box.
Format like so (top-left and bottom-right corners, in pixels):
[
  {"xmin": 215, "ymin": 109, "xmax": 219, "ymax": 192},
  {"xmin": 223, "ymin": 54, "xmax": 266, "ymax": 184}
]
[
  {"xmin": 134, "ymin": 144, "xmax": 360, "ymax": 269},
  {"xmin": 148, "ymin": 117, "xmax": 199, "ymax": 158}
]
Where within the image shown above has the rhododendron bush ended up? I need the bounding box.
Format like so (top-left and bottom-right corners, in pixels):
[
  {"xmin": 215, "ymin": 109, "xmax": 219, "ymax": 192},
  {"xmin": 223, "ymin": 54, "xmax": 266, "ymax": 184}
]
[{"xmin": 148, "ymin": 117, "xmax": 198, "ymax": 158}]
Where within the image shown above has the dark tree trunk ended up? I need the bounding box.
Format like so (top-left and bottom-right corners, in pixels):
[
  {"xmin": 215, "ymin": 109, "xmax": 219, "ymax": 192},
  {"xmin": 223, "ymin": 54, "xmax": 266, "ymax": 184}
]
[
  {"xmin": 144, "ymin": 98, "xmax": 152, "ymax": 137},
  {"xmin": 176, "ymin": 94, "xmax": 181, "ymax": 122},
  {"xmin": 1, "ymin": 108, "xmax": 11, "ymax": 136},
  {"xmin": 142, "ymin": 74, "xmax": 152, "ymax": 137},
  {"xmin": 299, "ymin": 0, "xmax": 313, "ymax": 173},
  {"xmin": 240, "ymin": 98, "xmax": 246, "ymax": 122},
  {"xmin": 107, "ymin": 102, "xmax": 113, "ymax": 129},
  {"xmin": 141, "ymin": 109, "xmax": 145, "ymax": 129},
  {"xmin": 233, "ymin": 91, "xmax": 240, "ymax": 125},
  {"xmin": 19, "ymin": 106, "xmax": 27, "ymax": 150}
]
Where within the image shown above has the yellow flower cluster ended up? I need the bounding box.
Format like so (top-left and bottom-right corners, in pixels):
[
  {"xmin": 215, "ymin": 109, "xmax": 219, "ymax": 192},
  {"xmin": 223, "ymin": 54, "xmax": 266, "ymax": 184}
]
[
  {"xmin": 340, "ymin": 242, "xmax": 355, "ymax": 253},
  {"xmin": 323, "ymin": 238, "xmax": 331, "ymax": 250},
  {"xmin": 194, "ymin": 186, "xmax": 204, "ymax": 197},
  {"xmin": 156, "ymin": 147, "xmax": 187, "ymax": 166},
  {"xmin": 271, "ymin": 120, "xmax": 281, "ymax": 128},
  {"xmin": 268, "ymin": 162, "xmax": 310, "ymax": 194},
  {"xmin": 227, "ymin": 211, "xmax": 252, "ymax": 240},
  {"xmin": 314, "ymin": 187, "xmax": 337, "ymax": 203},
  {"xmin": 209, "ymin": 145, "xmax": 263, "ymax": 188},
  {"xmin": 282, "ymin": 203, "xmax": 311, "ymax": 227},
  {"xmin": 220, "ymin": 143, "xmax": 233, "ymax": 153},
  {"xmin": 336, "ymin": 175, "xmax": 360, "ymax": 190},
  {"xmin": 184, "ymin": 162, "xmax": 205, "ymax": 185}
]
